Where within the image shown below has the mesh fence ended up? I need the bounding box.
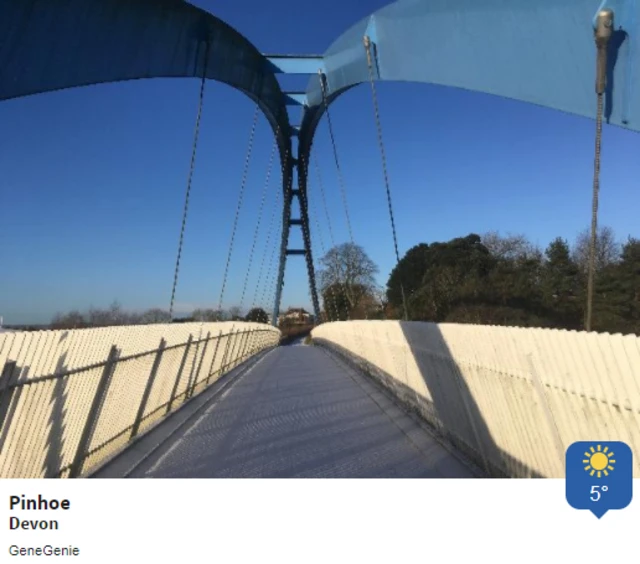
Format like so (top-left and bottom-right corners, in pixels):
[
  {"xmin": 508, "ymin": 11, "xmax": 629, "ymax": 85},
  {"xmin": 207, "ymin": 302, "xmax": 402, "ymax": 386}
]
[
  {"xmin": 312, "ymin": 321, "xmax": 640, "ymax": 478},
  {"xmin": 0, "ymin": 322, "xmax": 279, "ymax": 478}
]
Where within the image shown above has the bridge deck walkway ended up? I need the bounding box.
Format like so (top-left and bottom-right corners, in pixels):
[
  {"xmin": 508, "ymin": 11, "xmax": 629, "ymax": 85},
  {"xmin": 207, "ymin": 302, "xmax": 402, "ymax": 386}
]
[{"xmin": 116, "ymin": 343, "xmax": 478, "ymax": 478}]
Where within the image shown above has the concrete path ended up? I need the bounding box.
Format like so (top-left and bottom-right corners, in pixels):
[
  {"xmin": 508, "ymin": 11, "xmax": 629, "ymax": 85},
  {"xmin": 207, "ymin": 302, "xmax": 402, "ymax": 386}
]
[{"xmin": 127, "ymin": 345, "xmax": 478, "ymax": 478}]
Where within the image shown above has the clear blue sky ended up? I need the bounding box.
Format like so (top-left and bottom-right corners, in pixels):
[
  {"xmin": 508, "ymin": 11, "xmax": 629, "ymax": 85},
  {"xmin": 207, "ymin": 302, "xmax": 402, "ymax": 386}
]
[{"xmin": 2, "ymin": 0, "xmax": 639, "ymax": 325}]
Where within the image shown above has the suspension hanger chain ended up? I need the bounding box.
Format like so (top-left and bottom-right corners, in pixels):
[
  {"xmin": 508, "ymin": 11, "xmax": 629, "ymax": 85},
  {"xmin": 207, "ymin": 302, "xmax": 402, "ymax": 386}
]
[
  {"xmin": 306, "ymin": 173, "xmax": 335, "ymax": 320},
  {"xmin": 311, "ymin": 154, "xmax": 350, "ymax": 320},
  {"xmin": 259, "ymin": 131, "xmax": 290, "ymax": 313},
  {"xmin": 313, "ymin": 155, "xmax": 336, "ymax": 247},
  {"xmin": 253, "ymin": 186, "xmax": 281, "ymax": 310},
  {"xmin": 363, "ymin": 36, "xmax": 408, "ymax": 321},
  {"xmin": 587, "ymin": 94, "xmax": 604, "ymax": 331},
  {"xmin": 239, "ymin": 139, "xmax": 277, "ymax": 311},
  {"xmin": 260, "ymin": 213, "xmax": 283, "ymax": 310},
  {"xmin": 217, "ymin": 104, "xmax": 260, "ymax": 313},
  {"xmin": 250, "ymin": 149, "xmax": 282, "ymax": 310},
  {"xmin": 169, "ymin": 41, "xmax": 209, "ymax": 320},
  {"xmin": 300, "ymin": 153, "xmax": 341, "ymax": 322},
  {"xmin": 318, "ymin": 70, "xmax": 355, "ymax": 244},
  {"xmin": 312, "ymin": 146, "xmax": 352, "ymax": 319},
  {"xmin": 295, "ymin": 156, "xmax": 321, "ymax": 321},
  {"xmin": 586, "ymin": 9, "xmax": 613, "ymax": 331},
  {"xmin": 363, "ymin": 36, "xmax": 401, "ymax": 265}
]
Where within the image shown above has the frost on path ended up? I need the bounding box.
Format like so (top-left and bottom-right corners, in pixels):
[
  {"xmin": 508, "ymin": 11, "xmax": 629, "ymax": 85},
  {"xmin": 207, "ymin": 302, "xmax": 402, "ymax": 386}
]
[{"xmin": 132, "ymin": 346, "xmax": 475, "ymax": 478}]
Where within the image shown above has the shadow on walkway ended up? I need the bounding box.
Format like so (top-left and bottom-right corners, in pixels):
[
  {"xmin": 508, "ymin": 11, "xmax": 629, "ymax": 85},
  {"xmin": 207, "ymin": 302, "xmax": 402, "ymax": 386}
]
[
  {"xmin": 123, "ymin": 346, "xmax": 477, "ymax": 479},
  {"xmin": 316, "ymin": 322, "xmax": 544, "ymax": 478}
]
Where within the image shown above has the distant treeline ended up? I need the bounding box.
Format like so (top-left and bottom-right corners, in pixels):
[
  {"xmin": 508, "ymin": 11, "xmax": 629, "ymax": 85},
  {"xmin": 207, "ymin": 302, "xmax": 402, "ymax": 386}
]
[
  {"xmin": 386, "ymin": 227, "xmax": 639, "ymax": 335},
  {"xmin": 49, "ymin": 304, "xmax": 271, "ymax": 330},
  {"xmin": 23, "ymin": 226, "xmax": 640, "ymax": 337}
]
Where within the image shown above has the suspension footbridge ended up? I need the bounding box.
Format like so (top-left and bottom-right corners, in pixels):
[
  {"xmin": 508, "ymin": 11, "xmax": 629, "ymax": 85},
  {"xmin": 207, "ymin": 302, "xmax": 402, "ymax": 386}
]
[{"xmin": 1, "ymin": 0, "xmax": 639, "ymax": 479}]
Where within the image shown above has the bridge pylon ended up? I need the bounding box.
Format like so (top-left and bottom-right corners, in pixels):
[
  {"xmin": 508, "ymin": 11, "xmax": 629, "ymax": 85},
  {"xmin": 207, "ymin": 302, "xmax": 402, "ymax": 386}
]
[
  {"xmin": 268, "ymin": 55, "xmax": 324, "ymax": 327},
  {"xmin": 272, "ymin": 144, "xmax": 321, "ymax": 327}
]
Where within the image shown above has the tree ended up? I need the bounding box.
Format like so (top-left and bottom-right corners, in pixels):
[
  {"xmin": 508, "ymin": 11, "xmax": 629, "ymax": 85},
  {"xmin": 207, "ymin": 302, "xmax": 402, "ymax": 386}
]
[
  {"xmin": 317, "ymin": 243, "xmax": 379, "ymax": 314},
  {"xmin": 139, "ymin": 308, "xmax": 171, "ymax": 324},
  {"xmin": 245, "ymin": 307, "xmax": 269, "ymax": 324},
  {"xmin": 387, "ymin": 243, "xmax": 430, "ymax": 313},
  {"xmin": 484, "ymin": 245, "xmax": 544, "ymax": 318},
  {"xmin": 192, "ymin": 308, "xmax": 227, "ymax": 321},
  {"xmin": 617, "ymin": 237, "xmax": 640, "ymax": 333},
  {"xmin": 85, "ymin": 301, "xmax": 132, "ymax": 327},
  {"xmin": 352, "ymin": 288, "xmax": 385, "ymax": 319},
  {"xmin": 364, "ymin": 286, "xmax": 388, "ymax": 319},
  {"xmin": 392, "ymin": 235, "xmax": 494, "ymax": 321},
  {"xmin": 228, "ymin": 306, "xmax": 243, "ymax": 321},
  {"xmin": 382, "ymin": 230, "xmax": 638, "ymax": 334},
  {"xmin": 479, "ymin": 232, "xmax": 544, "ymax": 318},
  {"xmin": 572, "ymin": 225, "xmax": 621, "ymax": 275},
  {"xmin": 481, "ymin": 231, "xmax": 539, "ymax": 261},
  {"xmin": 540, "ymin": 237, "xmax": 581, "ymax": 328},
  {"xmin": 590, "ymin": 236, "xmax": 640, "ymax": 334},
  {"xmin": 51, "ymin": 310, "xmax": 88, "ymax": 330},
  {"xmin": 321, "ymin": 283, "xmax": 356, "ymax": 321},
  {"xmin": 422, "ymin": 236, "xmax": 493, "ymax": 320}
]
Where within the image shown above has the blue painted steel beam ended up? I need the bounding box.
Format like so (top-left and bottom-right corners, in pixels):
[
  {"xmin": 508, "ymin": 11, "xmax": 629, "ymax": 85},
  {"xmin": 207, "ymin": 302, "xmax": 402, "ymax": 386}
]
[
  {"xmin": 5, "ymin": 0, "xmax": 637, "ymax": 327},
  {"xmin": 0, "ymin": 0, "xmax": 292, "ymax": 158},
  {"xmin": 299, "ymin": 0, "xmax": 640, "ymax": 160},
  {"xmin": 0, "ymin": 0, "xmax": 299, "ymax": 324},
  {"xmin": 284, "ymin": 93, "xmax": 307, "ymax": 106},
  {"xmin": 264, "ymin": 55, "xmax": 325, "ymax": 74}
]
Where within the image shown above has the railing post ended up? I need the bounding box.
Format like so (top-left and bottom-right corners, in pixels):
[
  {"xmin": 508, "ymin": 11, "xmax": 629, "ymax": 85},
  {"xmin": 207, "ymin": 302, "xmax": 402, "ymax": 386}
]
[
  {"xmin": 184, "ymin": 335, "xmax": 202, "ymax": 402},
  {"xmin": 252, "ymin": 329, "xmax": 261, "ymax": 354},
  {"xmin": 69, "ymin": 345, "xmax": 118, "ymax": 478},
  {"xmin": 205, "ymin": 330, "xmax": 223, "ymax": 386},
  {"xmin": 227, "ymin": 329, "xmax": 242, "ymax": 370},
  {"xmin": 254, "ymin": 329, "xmax": 262, "ymax": 354},
  {"xmin": 251, "ymin": 329, "xmax": 260, "ymax": 353},
  {"xmin": 0, "ymin": 360, "xmax": 18, "ymax": 435},
  {"xmin": 244, "ymin": 328, "xmax": 254, "ymax": 358},
  {"xmin": 240, "ymin": 329, "xmax": 253, "ymax": 361},
  {"xmin": 167, "ymin": 334, "xmax": 193, "ymax": 414},
  {"xmin": 235, "ymin": 329, "xmax": 250, "ymax": 367},
  {"xmin": 130, "ymin": 339, "xmax": 166, "ymax": 440},
  {"xmin": 218, "ymin": 330, "xmax": 235, "ymax": 376},
  {"xmin": 448, "ymin": 357, "xmax": 490, "ymax": 476},
  {"xmin": 188, "ymin": 331, "xmax": 211, "ymax": 399},
  {"xmin": 526, "ymin": 353, "xmax": 565, "ymax": 474}
]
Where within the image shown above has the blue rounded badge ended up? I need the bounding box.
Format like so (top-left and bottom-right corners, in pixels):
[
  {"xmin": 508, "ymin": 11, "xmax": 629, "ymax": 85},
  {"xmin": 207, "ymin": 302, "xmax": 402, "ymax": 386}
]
[{"xmin": 566, "ymin": 441, "xmax": 633, "ymax": 518}]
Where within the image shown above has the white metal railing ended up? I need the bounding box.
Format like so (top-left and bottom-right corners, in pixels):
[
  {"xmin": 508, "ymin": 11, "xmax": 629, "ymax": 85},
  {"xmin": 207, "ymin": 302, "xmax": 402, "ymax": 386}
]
[
  {"xmin": 312, "ymin": 320, "xmax": 640, "ymax": 478},
  {"xmin": 0, "ymin": 322, "xmax": 280, "ymax": 478}
]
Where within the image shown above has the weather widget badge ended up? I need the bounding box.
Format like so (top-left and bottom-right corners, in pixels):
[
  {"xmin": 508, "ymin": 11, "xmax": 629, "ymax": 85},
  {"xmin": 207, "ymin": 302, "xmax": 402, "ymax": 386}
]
[{"xmin": 566, "ymin": 441, "xmax": 633, "ymax": 518}]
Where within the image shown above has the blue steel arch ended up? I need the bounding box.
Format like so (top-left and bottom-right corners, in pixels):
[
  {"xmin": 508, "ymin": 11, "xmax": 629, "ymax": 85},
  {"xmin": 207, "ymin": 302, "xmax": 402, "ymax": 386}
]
[
  {"xmin": 0, "ymin": 0, "xmax": 291, "ymax": 154},
  {"xmin": 0, "ymin": 0, "xmax": 301, "ymax": 322},
  {"xmin": 299, "ymin": 0, "xmax": 640, "ymax": 159},
  {"xmin": 3, "ymin": 0, "xmax": 639, "ymax": 325}
]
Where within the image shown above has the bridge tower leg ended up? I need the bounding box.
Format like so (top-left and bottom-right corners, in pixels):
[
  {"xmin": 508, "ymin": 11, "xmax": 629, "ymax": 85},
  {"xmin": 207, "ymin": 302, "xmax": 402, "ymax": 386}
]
[
  {"xmin": 298, "ymin": 152, "xmax": 322, "ymax": 322},
  {"xmin": 267, "ymin": 55, "xmax": 326, "ymax": 328},
  {"xmin": 272, "ymin": 137, "xmax": 321, "ymax": 327}
]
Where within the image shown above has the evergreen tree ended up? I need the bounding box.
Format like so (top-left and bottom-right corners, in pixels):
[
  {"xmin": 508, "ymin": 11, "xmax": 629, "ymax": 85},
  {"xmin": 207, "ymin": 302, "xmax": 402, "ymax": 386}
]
[
  {"xmin": 541, "ymin": 237, "xmax": 581, "ymax": 328},
  {"xmin": 245, "ymin": 307, "xmax": 269, "ymax": 324}
]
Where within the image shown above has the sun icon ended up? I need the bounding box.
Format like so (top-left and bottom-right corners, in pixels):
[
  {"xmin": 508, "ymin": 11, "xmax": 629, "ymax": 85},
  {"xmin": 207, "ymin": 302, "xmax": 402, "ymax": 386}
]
[{"xmin": 583, "ymin": 444, "xmax": 616, "ymax": 478}]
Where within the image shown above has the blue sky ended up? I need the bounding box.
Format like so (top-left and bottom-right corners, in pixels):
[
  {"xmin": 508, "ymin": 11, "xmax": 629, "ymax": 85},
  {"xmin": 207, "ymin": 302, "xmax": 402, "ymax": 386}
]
[{"xmin": 2, "ymin": 0, "xmax": 639, "ymax": 325}]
